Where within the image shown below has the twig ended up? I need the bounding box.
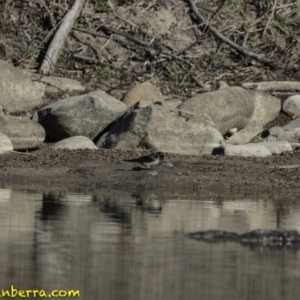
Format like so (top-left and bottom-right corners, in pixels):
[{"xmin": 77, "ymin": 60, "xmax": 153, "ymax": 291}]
[
  {"xmin": 206, "ymin": 43, "xmax": 223, "ymax": 71},
  {"xmin": 138, "ymin": 0, "xmax": 157, "ymax": 16},
  {"xmin": 204, "ymin": 0, "xmax": 226, "ymax": 32},
  {"xmin": 186, "ymin": 0, "xmax": 299, "ymax": 71},
  {"xmin": 175, "ymin": 40, "xmax": 200, "ymax": 56},
  {"xmin": 72, "ymin": 54, "xmax": 98, "ymax": 63},
  {"xmin": 38, "ymin": 18, "xmax": 63, "ymax": 47},
  {"xmin": 191, "ymin": 75, "xmax": 205, "ymax": 88},
  {"xmin": 38, "ymin": 0, "xmax": 56, "ymax": 28},
  {"xmin": 11, "ymin": 151, "xmax": 35, "ymax": 156},
  {"xmin": 262, "ymin": 0, "xmax": 277, "ymax": 39}
]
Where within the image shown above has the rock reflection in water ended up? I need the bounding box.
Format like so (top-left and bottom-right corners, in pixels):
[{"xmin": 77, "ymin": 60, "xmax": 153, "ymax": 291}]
[{"xmin": 187, "ymin": 229, "xmax": 300, "ymax": 251}]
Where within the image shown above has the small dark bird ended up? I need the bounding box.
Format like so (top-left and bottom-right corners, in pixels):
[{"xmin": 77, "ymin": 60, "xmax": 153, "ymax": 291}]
[{"xmin": 123, "ymin": 152, "xmax": 164, "ymax": 169}]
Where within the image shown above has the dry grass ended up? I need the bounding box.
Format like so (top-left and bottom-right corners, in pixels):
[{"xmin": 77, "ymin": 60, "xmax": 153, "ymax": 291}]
[{"xmin": 0, "ymin": 0, "xmax": 299, "ymax": 100}]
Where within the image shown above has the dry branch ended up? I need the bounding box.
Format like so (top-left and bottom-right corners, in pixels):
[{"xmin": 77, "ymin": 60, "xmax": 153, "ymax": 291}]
[
  {"xmin": 39, "ymin": 0, "xmax": 87, "ymax": 74},
  {"xmin": 187, "ymin": 0, "xmax": 299, "ymax": 71},
  {"xmin": 75, "ymin": 27, "xmax": 195, "ymax": 68}
]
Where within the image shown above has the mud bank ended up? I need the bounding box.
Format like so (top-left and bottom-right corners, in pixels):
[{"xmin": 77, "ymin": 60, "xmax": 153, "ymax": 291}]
[{"xmin": 0, "ymin": 146, "xmax": 300, "ymax": 196}]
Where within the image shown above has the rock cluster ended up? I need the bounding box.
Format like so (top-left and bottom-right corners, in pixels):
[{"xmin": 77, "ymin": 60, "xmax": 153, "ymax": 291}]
[{"xmin": 0, "ymin": 59, "xmax": 299, "ymax": 157}]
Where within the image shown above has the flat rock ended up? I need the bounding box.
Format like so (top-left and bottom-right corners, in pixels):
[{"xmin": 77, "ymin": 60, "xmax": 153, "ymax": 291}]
[
  {"xmin": 251, "ymin": 141, "xmax": 292, "ymax": 154},
  {"xmin": 122, "ymin": 82, "xmax": 165, "ymax": 108},
  {"xmin": 283, "ymin": 117, "xmax": 300, "ymax": 130},
  {"xmin": 266, "ymin": 126, "xmax": 300, "ymax": 143},
  {"xmin": 0, "ymin": 115, "xmax": 45, "ymax": 150},
  {"xmin": 242, "ymin": 81, "xmax": 300, "ymax": 92},
  {"xmin": 0, "ymin": 60, "xmax": 45, "ymax": 113},
  {"xmin": 53, "ymin": 136, "xmax": 98, "ymax": 150},
  {"xmin": 36, "ymin": 90, "xmax": 126, "ymax": 142},
  {"xmin": 199, "ymin": 143, "xmax": 221, "ymax": 155},
  {"xmin": 164, "ymin": 98, "xmax": 183, "ymax": 109},
  {"xmin": 269, "ymin": 126, "xmax": 285, "ymax": 136},
  {"xmin": 0, "ymin": 132, "xmax": 13, "ymax": 154},
  {"xmin": 29, "ymin": 75, "xmax": 86, "ymax": 93},
  {"xmin": 220, "ymin": 144, "xmax": 272, "ymax": 157},
  {"xmin": 97, "ymin": 100, "xmax": 224, "ymax": 155}
]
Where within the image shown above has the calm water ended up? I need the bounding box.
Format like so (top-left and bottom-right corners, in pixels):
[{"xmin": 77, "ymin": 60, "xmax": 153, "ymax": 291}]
[{"xmin": 1, "ymin": 188, "xmax": 300, "ymax": 300}]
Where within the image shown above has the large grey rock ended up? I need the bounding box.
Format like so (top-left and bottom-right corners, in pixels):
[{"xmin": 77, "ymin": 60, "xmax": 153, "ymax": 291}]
[
  {"xmin": 0, "ymin": 132, "xmax": 13, "ymax": 154},
  {"xmin": 97, "ymin": 100, "xmax": 224, "ymax": 155},
  {"xmin": 0, "ymin": 60, "xmax": 45, "ymax": 113},
  {"xmin": 53, "ymin": 136, "xmax": 98, "ymax": 150},
  {"xmin": 282, "ymin": 95, "xmax": 300, "ymax": 118},
  {"xmin": 0, "ymin": 115, "xmax": 45, "ymax": 150},
  {"xmin": 179, "ymin": 87, "xmax": 254, "ymax": 135},
  {"xmin": 178, "ymin": 87, "xmax": 281, "ymax": 144},
  {"xmin": 36, "ymin": 90, "xmax": 126, "ymax": 142}
]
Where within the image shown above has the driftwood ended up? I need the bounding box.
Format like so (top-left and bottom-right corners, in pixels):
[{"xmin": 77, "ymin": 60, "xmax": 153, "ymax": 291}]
[
  {"xmin": 242, "ymin": 81, "xmax": 300, "ymax": 92},
  {"xmin": 187, "ymin": 0, "xmax": 299, "ymax": 71},
  {"xmin": 39, "ymin": 0, "xmax": 87, "ymax": 74}
]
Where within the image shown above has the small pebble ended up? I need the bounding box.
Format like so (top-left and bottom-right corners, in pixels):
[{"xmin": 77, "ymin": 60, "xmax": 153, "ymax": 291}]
[
  {"xmin": 147, "ymin": 171, "xmax": 159, "ymax": 176},
  {"xmin": 163, "ymin": 161, "xmax": 174, "ymax": 168}
]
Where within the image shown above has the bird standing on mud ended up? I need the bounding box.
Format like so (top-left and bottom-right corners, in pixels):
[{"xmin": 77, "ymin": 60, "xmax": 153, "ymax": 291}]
[{"xmin": 123, "ymin": 152, "xmax": 165, "ymax": 169}]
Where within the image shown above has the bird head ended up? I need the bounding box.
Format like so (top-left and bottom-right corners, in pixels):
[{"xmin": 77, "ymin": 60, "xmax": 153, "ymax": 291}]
[{"xmin": 156, "ymin": 152, "xmax": 164, "ymax": 161}]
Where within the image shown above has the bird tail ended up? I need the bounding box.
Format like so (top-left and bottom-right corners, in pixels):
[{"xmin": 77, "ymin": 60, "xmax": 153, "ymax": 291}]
[{"xmin": 123, "ymin": 158, "xmax": 140, "ymax": 162}]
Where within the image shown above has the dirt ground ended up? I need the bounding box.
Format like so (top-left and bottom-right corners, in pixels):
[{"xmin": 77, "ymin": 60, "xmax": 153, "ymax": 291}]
[{"xmin": 1, "ymin": 146, "xmax": 300, "ymax": 197}]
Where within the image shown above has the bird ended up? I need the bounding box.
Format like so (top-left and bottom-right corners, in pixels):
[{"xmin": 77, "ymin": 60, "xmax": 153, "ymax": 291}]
[{"xmin": 123, "ymin": 152, "xmax": 164, "ymax": 169}]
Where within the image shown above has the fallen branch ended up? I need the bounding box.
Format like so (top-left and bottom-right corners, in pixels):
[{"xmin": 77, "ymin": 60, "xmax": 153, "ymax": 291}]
[
  {"xmin": 75, "ymin": 27, "xmax": 195, "ymax": 68},
  {"xmin": 242, "ymin": 81, "xmax": 300, "ymax": 91},
  {"xmin": 187, "ymin": 0, "xmax": 299, "ymax": 71},
  {"xmin": 39, "ymin": 0, "xmax": 87, "ymax": 74}
]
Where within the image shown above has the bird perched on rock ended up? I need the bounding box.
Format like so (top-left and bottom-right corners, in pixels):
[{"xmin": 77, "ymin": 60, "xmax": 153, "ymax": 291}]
[{"xmin": 123, "ymin": 152, "xmax": 164, "ymax": 169}]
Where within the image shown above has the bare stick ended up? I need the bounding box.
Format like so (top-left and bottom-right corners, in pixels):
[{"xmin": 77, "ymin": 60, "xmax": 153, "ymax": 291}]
[
  {"xmin": 187, "ymin": 0, "xmax": 299, "ymax": 71},
  {"xmin": 39, "ymin": 0, "xmax": 87, "ymax": 74},
  {"xmin": 262, "ymin": 0, "xmax": 277, "ymax": 39},
  {"xmin": 38, "ymin": 0, "xmax": 56, "ymax": 28}
]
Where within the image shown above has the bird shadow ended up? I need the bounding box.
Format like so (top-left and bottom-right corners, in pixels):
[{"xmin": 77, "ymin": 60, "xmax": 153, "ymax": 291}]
[{"xmin": 116, "ymin": 166, "xmax": 150, "ymax": 172}]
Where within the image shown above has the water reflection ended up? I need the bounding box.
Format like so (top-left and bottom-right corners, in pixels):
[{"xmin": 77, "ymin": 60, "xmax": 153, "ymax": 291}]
[{"xmin": 0, "ymin": 189, "xmax": 300, "ymax": 299}]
